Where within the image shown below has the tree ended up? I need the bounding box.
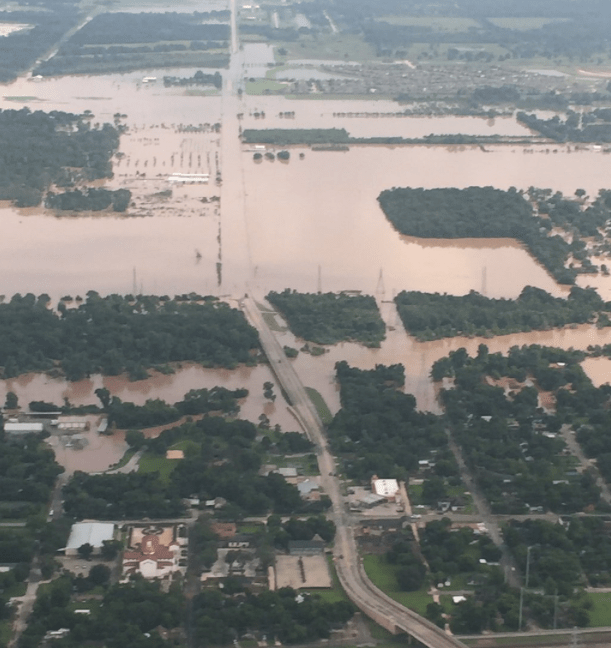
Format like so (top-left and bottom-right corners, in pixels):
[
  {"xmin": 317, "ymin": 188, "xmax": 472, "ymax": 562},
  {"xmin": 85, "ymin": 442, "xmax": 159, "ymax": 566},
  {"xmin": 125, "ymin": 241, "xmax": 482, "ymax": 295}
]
[
  {"xmin": 125, "ymin": 429, "xmax": 146, "ymax": 450},
  {"xmin": 88, "ymin": 563, "xmax": 111, "ymax": 586},
  {"xmin": 263, "ymin": 381, "xmax": 276, "ymax": 401},
  {"xmin": 100, "ymin": 539, "xmax": 122, "ymax": 560},
  {"xmin": 4, "ymin": 391, "xmax": 18, "ymax": 410},
  {"xmin": 78, "ymin": 543, "xmax": 94, "ymax": 560},
  {"xmin": 95, "ymin": 387, "xmax": 112, "ymax": 409}
]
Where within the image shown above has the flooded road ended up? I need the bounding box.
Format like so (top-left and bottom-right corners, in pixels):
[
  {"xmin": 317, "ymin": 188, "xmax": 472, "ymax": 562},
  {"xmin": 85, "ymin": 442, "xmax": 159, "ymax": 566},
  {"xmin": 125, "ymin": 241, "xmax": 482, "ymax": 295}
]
[{"xmin": 2, "ymin": 54, "xmax": 611, "ymax": 440}]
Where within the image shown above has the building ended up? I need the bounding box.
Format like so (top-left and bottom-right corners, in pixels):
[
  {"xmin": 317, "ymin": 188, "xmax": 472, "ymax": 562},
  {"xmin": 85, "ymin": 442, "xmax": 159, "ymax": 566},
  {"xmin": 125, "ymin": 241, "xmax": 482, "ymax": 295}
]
[
  {"xmin": 372, "ymin": 478, "xmax": 400, "ymax": 500},
  {"xmin": 122, "ymin": 524, "xmax": 187, "ymax": 580},
  {"xmin": 65, "ymin": 522, "xmax": 115, "ymax": 556},
  {"xmin": 288, "ymin": 535, "xmax": 325, "ymax": 556},
  {"xmin": 359, "ymin": 493, "xmax": 386, "ymax": 509},
  {"xmin": 4, "ymin": 422, "xmax": 44, "ymax": 435}
]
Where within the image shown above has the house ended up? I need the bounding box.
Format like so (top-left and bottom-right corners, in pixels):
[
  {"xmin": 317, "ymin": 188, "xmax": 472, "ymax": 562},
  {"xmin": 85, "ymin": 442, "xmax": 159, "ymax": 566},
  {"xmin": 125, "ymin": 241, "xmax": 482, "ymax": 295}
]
[
  {"xmin": 297, "ymin": 479, "xmax": 319, "ymax": 498},
  {"xmin": 288, "ymin": 535, "xmax": 325, "ymax": 556}
]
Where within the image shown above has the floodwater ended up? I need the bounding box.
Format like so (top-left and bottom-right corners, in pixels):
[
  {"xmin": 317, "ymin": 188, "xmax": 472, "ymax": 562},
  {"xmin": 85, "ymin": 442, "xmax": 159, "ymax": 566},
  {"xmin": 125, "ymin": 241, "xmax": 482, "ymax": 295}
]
[
  {"xmin": 0, "ymin": 363, "xmax": 299, "ymax": 433},
  {"xmin": 2, "ymin": 68, "xmax": 611, "ymax": 456},
  {"xmin": 581, "ymin": 356, "xmax": 611, "ymax": 387}
]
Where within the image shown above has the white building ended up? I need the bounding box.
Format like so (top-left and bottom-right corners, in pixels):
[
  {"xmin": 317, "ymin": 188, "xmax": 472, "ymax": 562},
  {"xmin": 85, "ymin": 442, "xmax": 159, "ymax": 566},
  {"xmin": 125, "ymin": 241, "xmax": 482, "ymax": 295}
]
[
  {"xmin": 65, "ymin": 522, "xmax": 115, "ymax": 556},
  {"xmin": 372, "ymin": 478, "xmax": 400, "ymax": 499},
  {"xmin": 4, "ymin": 422, "xmax": 44, "ymax": 435}
]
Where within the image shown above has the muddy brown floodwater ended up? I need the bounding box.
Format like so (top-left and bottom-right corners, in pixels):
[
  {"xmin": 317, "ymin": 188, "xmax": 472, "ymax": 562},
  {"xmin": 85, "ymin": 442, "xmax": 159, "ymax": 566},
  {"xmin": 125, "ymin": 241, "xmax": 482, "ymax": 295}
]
[{"xmin": 3, "ymin": 71, "xmax": 611, "ymax": 467}]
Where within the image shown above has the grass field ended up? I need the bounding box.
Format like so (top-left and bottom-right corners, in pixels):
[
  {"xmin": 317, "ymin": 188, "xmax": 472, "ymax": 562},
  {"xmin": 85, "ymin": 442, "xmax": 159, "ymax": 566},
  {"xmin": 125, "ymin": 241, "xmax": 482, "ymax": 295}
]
[
  {"xmin": 487, "ymin": 17, "xmax": 569, "ymax": 31},
  {"xmin": 376, "ymin": 16, "xmax": 480, "ymax": 31},
  {"xmin": 138, "ymin": 453, "xmax": 180, "ymax": 482},
  {"xmin": 305, "ymin": 387, "xmax": 333, "ymax": 425},
  {"xmin": 276, "ymin": 33, "xmax": 376, "ymax": 63},
  {"xmin": 363, "ymin": 554, "xmax": 432, "ymax": 616},
  {"xmin": 0, "ymin": 621, "xmax": 12, "ymax": 648},
  {"xmin": 246, "ymin": 79, "xmax": 288, "ymax": 95},
  {"xmin": 587, "ymin": 591, "xmax": 611, "ymax": 626}
]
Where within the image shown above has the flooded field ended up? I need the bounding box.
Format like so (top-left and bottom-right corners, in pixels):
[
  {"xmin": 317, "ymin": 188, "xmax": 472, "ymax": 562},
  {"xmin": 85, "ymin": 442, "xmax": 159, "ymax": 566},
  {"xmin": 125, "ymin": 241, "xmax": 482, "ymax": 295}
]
[{"xmin": 2, "ymin": 68, "xmax": 611, "ymax": 436}]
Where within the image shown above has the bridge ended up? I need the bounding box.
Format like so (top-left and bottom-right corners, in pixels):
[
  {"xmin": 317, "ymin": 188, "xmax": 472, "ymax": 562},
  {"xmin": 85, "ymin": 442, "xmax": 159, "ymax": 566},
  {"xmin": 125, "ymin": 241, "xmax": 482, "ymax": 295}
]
[{"xmin": 241, "ymin": 296, "xmax": 467, "ymax": 648}]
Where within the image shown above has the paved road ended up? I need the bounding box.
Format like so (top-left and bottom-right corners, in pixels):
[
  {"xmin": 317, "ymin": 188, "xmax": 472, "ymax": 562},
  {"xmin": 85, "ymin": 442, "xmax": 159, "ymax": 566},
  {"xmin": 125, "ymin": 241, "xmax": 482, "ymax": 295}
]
[{"xmin": 242, "ymin": 296, "xmax": 467, "ymax": 648}]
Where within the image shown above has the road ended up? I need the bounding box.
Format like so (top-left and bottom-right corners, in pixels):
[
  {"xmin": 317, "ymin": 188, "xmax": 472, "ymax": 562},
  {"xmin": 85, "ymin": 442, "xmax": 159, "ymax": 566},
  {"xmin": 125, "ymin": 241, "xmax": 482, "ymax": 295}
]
[{"xmin": 242, "ymin": 296, "xmax": 467, "ymax": 648}]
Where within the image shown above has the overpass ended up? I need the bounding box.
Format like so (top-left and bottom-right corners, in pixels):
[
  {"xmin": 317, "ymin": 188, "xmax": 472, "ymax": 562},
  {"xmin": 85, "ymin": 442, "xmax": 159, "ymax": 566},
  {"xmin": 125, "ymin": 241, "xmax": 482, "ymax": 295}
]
[{"xmin": 241, "ymin": 296, "xmax": 467, "ymax": 648}]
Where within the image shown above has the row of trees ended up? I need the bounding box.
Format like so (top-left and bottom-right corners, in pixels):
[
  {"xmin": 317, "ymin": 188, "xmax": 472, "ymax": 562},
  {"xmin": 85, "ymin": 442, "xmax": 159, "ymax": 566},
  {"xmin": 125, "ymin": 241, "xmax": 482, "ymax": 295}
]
[
  {"xmin": 266, "ymin": 290, "xmax": 386, "ymax": 347},
  {"xmin": 107, "ymin": 386, "xmax": 247, "ymax": 429},
  {"xmin": 0, "ymin": 292, "xmax": 260, "ymax": 381}
]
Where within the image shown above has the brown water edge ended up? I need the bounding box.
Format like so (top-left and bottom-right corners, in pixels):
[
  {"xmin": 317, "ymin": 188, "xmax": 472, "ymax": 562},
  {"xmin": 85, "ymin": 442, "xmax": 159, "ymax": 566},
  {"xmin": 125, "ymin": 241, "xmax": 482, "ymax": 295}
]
[
  {"xmin": 582, "ymin": 356, "xmax": 611, "ymax": 387},
  {"xmin": 3, "ymin": 362, "xmax": 301, "ymax": 474},
  {"xmin": 271, "ymin": 307, "xmax": 611, "ymax": 416},
  {"xmin": 1, "ymin": 362, "xmax": 298, "ymax": 431}
]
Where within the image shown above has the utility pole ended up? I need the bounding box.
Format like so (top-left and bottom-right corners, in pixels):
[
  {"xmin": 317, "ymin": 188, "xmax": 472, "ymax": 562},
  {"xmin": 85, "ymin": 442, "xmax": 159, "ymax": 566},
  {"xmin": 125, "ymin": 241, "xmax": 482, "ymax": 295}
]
[{"xmin": 519, "ymin": 545, "xmax": 535, "ymax": 630}]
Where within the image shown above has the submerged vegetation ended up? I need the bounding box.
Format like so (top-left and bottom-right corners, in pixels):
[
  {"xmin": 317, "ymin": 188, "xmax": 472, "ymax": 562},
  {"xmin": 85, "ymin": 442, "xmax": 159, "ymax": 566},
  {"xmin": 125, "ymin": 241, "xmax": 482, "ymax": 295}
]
[
  {"xmin": 0, "ymin": 292, "xmax": 259, "ymax": 380},
  {"xmin": 266, "ymin": 290, "xmax": 385, "ymax": 347},
  {"xmin": 0, "ymin": 108, "xmax": 121, "ymax": 207},
  {"xmin": 395, "ymin": 286, "xmax": 609, "ymax": 341},
  {"xmin": 379, "ymin": 186, "xmax": 590, "ymax": 284}
]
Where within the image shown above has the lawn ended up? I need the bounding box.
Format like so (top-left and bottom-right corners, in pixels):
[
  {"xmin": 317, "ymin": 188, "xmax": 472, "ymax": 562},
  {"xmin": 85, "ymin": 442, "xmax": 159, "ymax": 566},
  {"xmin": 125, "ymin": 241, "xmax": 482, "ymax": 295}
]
[
  {"xmin": 487, "ymin": 17, "xmax": 569, "ymax": 31},
  {"xmin": 245, "ymin": 79, "xmax": 288, "ymax": 95},
  {"xmin": 363, "ymin": 554, "xmax": 432, "ymax": 615},
  {"xmin": 305, "ymin": 387, "xmax": 333, "ymax": 425},
  {"xmin": 138, "ymin": 453, "xmax": 180, "ymax": 482},
  {"xmin": 0, "ymin": 621, "xmax": 12, "ymax": 648},
  {"xmin": 276, "ymin": 33, "xmax": 376, "ymax": 63},
  {"xmin": 587, "ymin": 591, "xmax": 611, "ymax": 627}
]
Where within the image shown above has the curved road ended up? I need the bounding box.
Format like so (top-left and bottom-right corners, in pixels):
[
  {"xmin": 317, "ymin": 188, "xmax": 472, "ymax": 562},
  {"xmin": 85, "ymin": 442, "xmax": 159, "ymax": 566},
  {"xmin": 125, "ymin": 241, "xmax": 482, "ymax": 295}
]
[{"xmin": 242, "ymin": 297, "xmax": 466, "ymax": 648}]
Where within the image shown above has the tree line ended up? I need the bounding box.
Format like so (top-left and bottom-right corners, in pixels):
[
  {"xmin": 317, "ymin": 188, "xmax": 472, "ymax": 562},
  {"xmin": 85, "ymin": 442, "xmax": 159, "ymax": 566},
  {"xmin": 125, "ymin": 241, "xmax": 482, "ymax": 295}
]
[
  {"xmin": 45, "ymin": 188, "xmax": 131, "ymax": 212},
  {"xmin": 394, "ymin": 285, "xmax": 608, "ymax": 341}
]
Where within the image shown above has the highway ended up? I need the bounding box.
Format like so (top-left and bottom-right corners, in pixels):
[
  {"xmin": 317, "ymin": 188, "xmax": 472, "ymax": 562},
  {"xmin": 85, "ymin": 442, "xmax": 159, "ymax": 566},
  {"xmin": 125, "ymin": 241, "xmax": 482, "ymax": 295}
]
[{"xmin": 242, "ymin": 296, "xmax": 467, "ymax": 648}]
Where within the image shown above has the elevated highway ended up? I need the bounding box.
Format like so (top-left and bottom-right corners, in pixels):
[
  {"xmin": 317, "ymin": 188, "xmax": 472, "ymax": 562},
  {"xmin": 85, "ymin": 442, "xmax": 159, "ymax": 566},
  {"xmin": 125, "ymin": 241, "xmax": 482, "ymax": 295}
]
[{"xmin": 242, "ymin": 296, "xmax": 467, "ymax": 648}]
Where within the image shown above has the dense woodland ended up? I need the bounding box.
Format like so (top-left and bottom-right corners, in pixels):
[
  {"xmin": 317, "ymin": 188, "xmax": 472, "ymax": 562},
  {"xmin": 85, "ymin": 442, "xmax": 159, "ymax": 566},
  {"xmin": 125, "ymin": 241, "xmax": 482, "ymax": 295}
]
[
  {"xmin": 328, "ymin": 362, "xmax": 456, "ymax": 481},
  {"xmin": 45, "ymin": 188, "xmax": 131, "ymax": 213},
  {"xmin": 19, "ymin": 576, "xmax": 184, "ymax": 648},
  {"xmin": 266, "ymin": 290, "xmax": 385, "ymax": 347},
  {"xmin": 394, "ymin": 286, "xmax": 608, "ymax": 341},
  {"xmin": 0, "ymin": 109, "xmax": 121, "ymax": 207},
  {"xmin": 192, "ymin": 588, "xmax": 353, "ymax": 646},
  {"xmin": 434, "ymin": 345, "xmax": 601, "ymax": 514},
  {"xmin": 0, "ymin": 3, "xmax": 80, "ymax": 82},
  {"xmin": 378, "ymin": 186, "xmax": 577, "ymax": 284},
  {"xmin": 0, "ymin": 293, "xmax": 259, "ymax": 380}
]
